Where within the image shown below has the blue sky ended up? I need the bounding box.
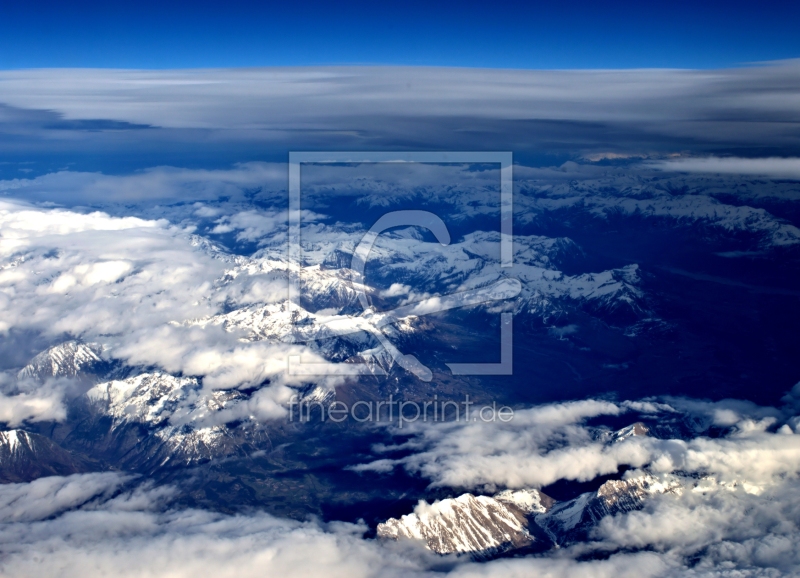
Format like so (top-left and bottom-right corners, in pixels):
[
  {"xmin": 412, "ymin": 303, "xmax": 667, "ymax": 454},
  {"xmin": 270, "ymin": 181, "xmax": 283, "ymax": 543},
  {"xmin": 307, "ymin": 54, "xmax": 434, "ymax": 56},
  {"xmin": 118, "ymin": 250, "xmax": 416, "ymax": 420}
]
[{"xmin": 2, "ymin": 0, "xmax": 800, "ymax": 70}]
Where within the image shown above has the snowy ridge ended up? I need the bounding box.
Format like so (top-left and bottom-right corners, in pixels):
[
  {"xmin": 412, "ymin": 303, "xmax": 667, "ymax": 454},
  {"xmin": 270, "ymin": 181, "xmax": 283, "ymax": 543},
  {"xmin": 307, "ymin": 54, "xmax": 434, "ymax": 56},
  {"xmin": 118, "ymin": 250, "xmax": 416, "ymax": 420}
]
[
  {"xmin": 354, "ymin": 230, "xmax": 646, "ymax": 321},
  {"xmin": 0, "ymin": 430, "xmax": 85, "ymax": 482},
  {"xmin": 150, "ymin": 424, "xmax": 236, "ymax": 467},
  {"xmin": 535, "ymin": 472, "xmax": 682, "ymax": 543},
  {"xmin": 188, "ymin": 234, "xmax": 249, "ymax": 265},
  {"xmin": 86, "ymin": 373, "xmax": 244, "ymax": 466},
  {"xmin": 187, "ymin": 299, "xmax": 419, "ymax": 364},
  {"xmin": 17, "ymin": 341, "xmax": 103, "ymax": 381},
  {"xmin": 217, "ymin": 256, "xmax": 373, "ymax": 314},
  {"xmin": 253, "ymin": 228, "xmax": 648, "ymax": 323},
  {"xmin": 87, "ymin": 373, "xmax": 202, "ymax": 427},
  {"xmin": 516, "ymin": 169, "xmax": 800, "ymax": 247},
  {"xmin": 0, "ymin": 430, "xmax": 22, "ymax": 455},
  {"xmin": 376, "ymin": 492, "xmax": 542, "ymax": 556},
  {"xmin": 607, "ymin": 421, "xmax": 650, "ymax": 443},
  {"xmin": 378, "ymin": 473, "xmax": 680, "ymax": 556},
  {"xmin": 352, "ymin": 347, "xmax": 399, "ymax": 376},
  {"xmin": 494, "ymin": 488, "xmax": 555, "ymax": 514}
]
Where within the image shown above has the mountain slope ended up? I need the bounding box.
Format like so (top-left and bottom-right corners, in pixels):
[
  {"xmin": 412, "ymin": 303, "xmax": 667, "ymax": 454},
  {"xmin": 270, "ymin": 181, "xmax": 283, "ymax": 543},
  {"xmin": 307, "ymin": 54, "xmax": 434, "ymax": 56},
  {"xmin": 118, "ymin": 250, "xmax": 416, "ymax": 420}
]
[
  {"xmin": 378, "ymin": 474, "xmax": 681, "ymax": 557},
  {"xmin": 535, "ymin": 473, "xmax": 682, "ymax": 545},
  {"xmin": 0, "ymin": 430, "xmax": 88, "ymax": 483},
  {"xmin": 82, "ymin": 373, "xmax": 248, "ymax": 470},
  {"xmin": 377, "ymin": 489, "xmax": 553, "ymax": 557},
  {"xmin": 17, "ymin": 341, "xmax": 104, "ymax": 381}
]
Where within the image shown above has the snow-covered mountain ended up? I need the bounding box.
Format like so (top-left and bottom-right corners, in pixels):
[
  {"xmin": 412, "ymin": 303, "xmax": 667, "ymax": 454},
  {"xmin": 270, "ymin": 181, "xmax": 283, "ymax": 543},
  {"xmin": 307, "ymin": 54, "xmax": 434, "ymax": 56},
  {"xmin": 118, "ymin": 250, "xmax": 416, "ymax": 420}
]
[
  {"xmin": 249, "ymin": 166, "xmax": 800, "ymax": 249},
  {"xmin": 3, "ymin": 215, "xmax": 656, "ymax": 476},
  {"xmin": 271, "ymin": 166, "xmax": 800, "ymax": 249},
  {"xmin": 84, "ymin": 373, "xmax": 248, "ymax": 469},
  {"xmin": 0, "ymin": 430, "xmax": 86, "ymax": 483},
  {"xmin": 217, "ymin": 256, "xmax": 373, "ymax": 314},
  {"xmin": 607, "ymin": 421, "xmax": 650, "ymax": 443},
  {"xmin": 516, "ymin": 171, "xmax": 800, "ymax": 248},
  {"xmin": 205, "ymin": 227, "xmax": 649, "ymax": 372},
  {"xmin": 188, "ymin": 299, "xmax": 421, "ymax": 365},
  {"xmin": 377, "ymin": 489, "xmax": 553, "ymax": 557},
  {"xmin": 378, "ymin": 472, "xmax": 681, "ymax": 557},
  {"xmin": 377, "ymin": 422, "xmax": 682, "ymax": 557},
  {"xmin": 265, "ymin": 228, "xmax": 645, "ymax": 320},
  {"xmin": 535, "ymin": 472, "xmax": 681, "ymax": 545},
  {"xmin": 188, "ymin": 234, "xmax": 249, "ymax": 265},
  {"xmin": 17, "ymin": 341, "xmax": 104, "ymax": 381}
]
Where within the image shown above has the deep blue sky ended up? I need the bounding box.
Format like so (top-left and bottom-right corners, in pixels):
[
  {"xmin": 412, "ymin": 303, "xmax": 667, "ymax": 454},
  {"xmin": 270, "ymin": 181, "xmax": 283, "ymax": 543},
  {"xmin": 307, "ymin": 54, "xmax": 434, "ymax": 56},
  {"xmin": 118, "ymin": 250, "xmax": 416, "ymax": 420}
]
[{"xmin": 2, "ymin": 0, "xmax": 800, "ymax": 70}]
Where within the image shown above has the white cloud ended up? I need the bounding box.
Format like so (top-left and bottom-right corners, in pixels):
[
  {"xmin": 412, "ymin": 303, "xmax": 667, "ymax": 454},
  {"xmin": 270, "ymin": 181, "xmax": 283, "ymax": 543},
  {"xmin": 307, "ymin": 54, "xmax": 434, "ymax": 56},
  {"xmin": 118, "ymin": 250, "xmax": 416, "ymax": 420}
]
[
  {"xmin": 2, "ymin": 392, "xmax": 800, "ymax": 576},
  {"xmin": 211, "ymin": 208, "xmax": 325, "ymax": 243},
  {"xmin": 2, "ymin": 65, "xmax": 800, "ymax": 191},
  {"xmin": 0, "ymin": 200, "xmax": 337, "ymax": 414},
  {"xmin": 651, "ymin": 157, "xmax": 800, "ymax": 180},
  {"xmin": 0, "ymin": 382, "xmax": 67, "ymax": 426},
  {"xmin": 0, "ymin": 473, "xmax": 133, "ymax": 523},
  {"xmin": 0, "ymin": 163, "xmax": 285, "ymax": 205},
  {"xmin": 1, "ymin": 64, "xmax": 799, "ymax": 149},
  {"xmin": 355, "ymin": 395, "xmax": 800, "ymax": 491},
  {"xmin": 353, "ymin": 400, "xmax": 636, "ymax": 489},
  {"xmin": 0, "ymin": 472, "xmax": 437, "ymax": 578},
  {"xmin": 0, "ymin": 199, "xmax": 224, "ymax": 340},
  {"xmin": 588, "ymin": 479, "xmax": 800, "ymax": 575},
  {"xmin": 4, "ymin": 464, "xmax": 800, "ymax": 577}
]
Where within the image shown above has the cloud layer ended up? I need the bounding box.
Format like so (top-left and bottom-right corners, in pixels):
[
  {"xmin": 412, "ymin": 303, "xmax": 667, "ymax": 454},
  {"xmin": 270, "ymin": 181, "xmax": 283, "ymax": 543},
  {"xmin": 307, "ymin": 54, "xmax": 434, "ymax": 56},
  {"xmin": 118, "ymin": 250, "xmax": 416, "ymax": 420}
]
[
  {"xmin": 3, "ymin": 389, "xmax": 800, "ymax": 577},
  {"xmin": 2, "ymin": 62, "xmax": 800, "ymax": 160},
  {"xmin": 0, "ymin": 470, "xmax": 672, "ymax": 578},
  {"xmin": 355, "ymin": 395, "xmax": 800, "ymax": 490},
  {"xmin": 0, "ymin": 199, "xmax": 342, "ymax": 424}
]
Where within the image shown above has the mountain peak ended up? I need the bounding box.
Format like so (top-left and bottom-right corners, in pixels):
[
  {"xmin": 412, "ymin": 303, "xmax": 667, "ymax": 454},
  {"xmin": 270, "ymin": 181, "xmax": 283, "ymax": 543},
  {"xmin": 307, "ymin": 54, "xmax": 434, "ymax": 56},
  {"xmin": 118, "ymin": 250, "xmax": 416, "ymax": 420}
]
[
  {"xmin": 377, "ymin": 488, "xmax": 554, "ymax": 556},
  {"xmin": 0, "ymin": 430, "xmax": 88, "ymax": 483},
  {"xmin": 0, "ymin": 430, "xmax": 23, "ymax": 453},
  {"xmin": 18, "ymin": 341, "xmax": 104, "ymax": 381}
]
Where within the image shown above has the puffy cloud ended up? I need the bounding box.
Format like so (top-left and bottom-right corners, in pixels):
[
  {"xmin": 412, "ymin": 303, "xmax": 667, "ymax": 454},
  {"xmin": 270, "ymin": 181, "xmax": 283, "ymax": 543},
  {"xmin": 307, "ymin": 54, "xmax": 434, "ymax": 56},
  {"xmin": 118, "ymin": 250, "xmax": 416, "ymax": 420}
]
[
  {"xmin": 355, "ymin": 396, "xmax": 800, "ymax": 491},
  {"xmin": 112, "ymin": 323, "xmax": 336, "ymax": 392},
  {"xmin": 0, "ymin": 199, "xmax": 338, "ymax": 415},
  {"xmin": 781, "ymin": 382, "xmax": 800, "ymax": 414},
  {"xmin": 0, "ymin": 472, "xmax": 437, "ymax": 578},
  {"xmin": 0, "ymin": 370, "xmax": 93, "ymax": 426},
  {"xmin": 0, "ymin": 200, "xmax": 222, "ymax": 342},
  {"xmin": 353, "ymin": 400, "xmax": 637, "ymax": 488},
  {"xmin": 587, "ymin": 479, "xmax": 800, "ymax": 575},
  {"xmin": 448, "ymin": 553, "xmax": 671, "ymax": 578},
  {"xmin": 2, "ymin": 392, "xmax": 800, "ymax": 576},
  {"xmin": 3, "ymin": 465, "xmax": 800, "ymax": 576},
  {"xmin": 0, "ymin": 382, "xmax": 67, "ymax": 426},
  {"xmin": 211, "ymin": 208, "xmax": 325, "ymax": 243},
  {"xmin": 0, "ymin": 473, "xmax": 133, "ymax": 523},
  {"xmin": 660, "ymin": 397, "xmax": 784, "ymax": 430}
]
